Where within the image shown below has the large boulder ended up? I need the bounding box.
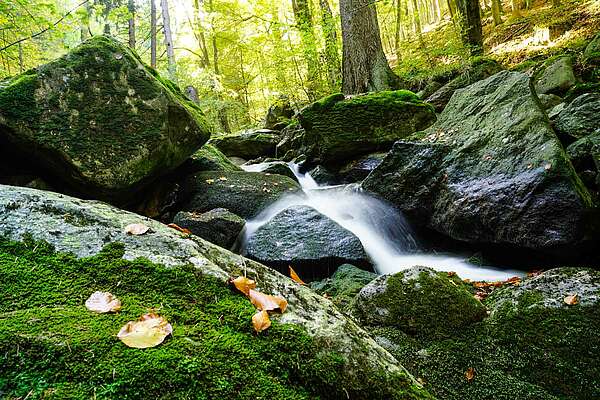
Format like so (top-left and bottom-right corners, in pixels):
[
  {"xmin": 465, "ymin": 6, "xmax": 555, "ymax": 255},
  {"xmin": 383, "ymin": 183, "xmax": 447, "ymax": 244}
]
[
  {"xmin": 241, "ymin": 161, "xmax": 298, "ymax": 182},
  {"xmin": 210, "ymin": 129, "xmax": 280, "ymax": 159},
  {"xmin": 351, "ymin": 266, "xmax": 487, "ymax": 341},
  {"xmin": 178, "ymin": 171, "xmax": 301, "ymax": 219},
  {"xmin": 338, "ymin": 152, "xmax": 387, "ymax": 183},
  {"xmin": 180, "ymin": 144, "xmax": 242, "ymax": 173},
  {"xmin": 295, "ymin": 91, "xmax": 436, "ymax": 166},
  {"xmin": 311, "ymin": 264, "xmax": 377, "ymax": 309},
  {"xmin": 554, "ymin": 93, "xmax": 600, "ymax": 139},
  {"xmin": 173, "ymin": 208, "xmax": 245, "ymax": 249},
  {"xmin": 0, "ymin": 36, "xmax": 210, "ymax": 204},
  {"xmin": 425, "ymin": 58, "xmax": 503, "ymax": 112},
  {"xmin": 244, "ymin": 205, "xmax": 371, "ymax": 279},
  {"xmin": 0, "ymin": 184, "xmax": 431, "ymax": 400},
  {"xmin": 363, "ymin": 71, "xmax": 595, "ymax": 252},
  {"xmin": 263, "ymin": 96, "xmax": 295, "ymax": 130},
  {"xmin": 566, "ymin": 131, "xmax": 600, "ymax": 190},
  {"xmin": 534, "ymin": 55, "xmax": 577, "ymax": 95}
]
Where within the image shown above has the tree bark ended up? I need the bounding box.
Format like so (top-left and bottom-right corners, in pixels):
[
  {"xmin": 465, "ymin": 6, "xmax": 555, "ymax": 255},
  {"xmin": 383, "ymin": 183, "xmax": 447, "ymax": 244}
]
[
  {"xmin": 150, "ymin": 0, "xmax": 157, "ymax": 68},
  {"xmin": 491, "ymin": 0, "xmax": 502, "ymax": 25},
  {"xmin": 160, "ymin": 0, "xmax": 177, "ymax": 81},
  {"xmin": 192, "ymin": 0, "xmax": 210, "ymax": 67},
  {"xmin": 128, "ymin": 0, "xmax": 136, "ymax": 49},
  {"xmin": 455, "ymin": 0, "xmax": 483, "ymax": 54},
  {"xmin": 292, "ymin": 0, "xmax": 320, "ymax": 100},
  {"xmin": 340, "ymin": 0, "xmax": 402, "ymax": 94},
  {"xmin": 319, "ymin": 0, "xmax": 341, "ymax": 91},
  {"xmin": 411, "ymin": 0, "xmax": 422, "ymax": 34},
  {"xmin": 395, "ymin": 0, "xmax": 404, "ymax": 57}
]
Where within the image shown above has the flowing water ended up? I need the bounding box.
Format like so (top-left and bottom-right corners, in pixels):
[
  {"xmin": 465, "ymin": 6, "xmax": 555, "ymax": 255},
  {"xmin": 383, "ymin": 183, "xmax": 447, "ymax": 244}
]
[{"xmin": 241, "ymin": 162, "xmax": 523, "ymax": 281}]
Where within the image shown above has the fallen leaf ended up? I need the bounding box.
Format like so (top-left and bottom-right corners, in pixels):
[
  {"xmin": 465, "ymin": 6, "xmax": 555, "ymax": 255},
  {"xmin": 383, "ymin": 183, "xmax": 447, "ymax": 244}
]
[
  {"xmin": 417, "ymin": 377, "xmax": 426, "ymax": 386},
  {"xmin": 117, "ymin": 313, "xmax": 173, "ymax": 349},
  {"xmin": 505, "ymin": 276, "xmax": 522, "ymax": 285},
  {"xmin": 218, "ymin": 177, "xmax": 228, "ymax": 181},
  {"xmin": 229, "ymin": 276, "xmax": 257, "ymax": 296},
  {"xmin": 564, "ymin": 294, "xmax": 579, "ymax": 305},
  {"xmin": 252, "ymin": 310, "xmax": 271, "ymax": 333},
  {"xmin": 205, "ymin": 178, "xmax": 215, "ymax": 184},
  {"xmin": 289, "ymin": 266, "xmax": 306, "ymax": 285},
  {"xmin": 248, "ymin": 289, "xmax": 287, "ymax": 313},
  {"xmin": 544, "ymin": 163, "xmax": 552, "ymax": 171},
  {"xmin": 124, "ymin": 223, "xmax": 150, "ymax": 235},
  {"xmin": 527, "ymin": 269, "xmax": 543, "ymax": 277},
  {"xmin": 465, "ymin": 367, "xmax": 475, "ymax": 382},
  {"xmin": 474, "ymin": 291, "xmax": 487, "ymax": 301},
  {"xmin": 85, "ymin": 291, "xmax": 121, "ymax": 313},
  {"xmin": 167, "ymin": 223, "xmax": 192, "ymax": 235},
  {"xmin": 447, "ymin": 271, "xmax": 456, "ymax": 277}
]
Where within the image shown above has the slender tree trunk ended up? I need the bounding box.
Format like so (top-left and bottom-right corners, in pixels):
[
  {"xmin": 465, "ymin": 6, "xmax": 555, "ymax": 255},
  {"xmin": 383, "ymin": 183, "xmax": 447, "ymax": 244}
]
[
  {"xmin": 150, "ymin": 0, "xmax": 157, "ymax": 68},
  {"xmin": 103, "ymin": 2, "xmax": 111, "ymax": 34},
  {"xmin": 433, "ymin": 0, "xmax": 441, "ymax": 21},
  {"xmin": 395, "ymin": 0, "xmax": 403, "ymax": 57},
  {"xmin": 447, "ymin": 0, "xmax": 456, "ymax": 19},
  {"xmin": 128, "ymin": 0, "xmax": 136, "ymax": 49},
  {"xmin": 455, "ymin": 0, "xmax": 483, "ymax": 54},
  {"xmin": 340, "ymin": 0, "xmax": 402, "ymax": 94},
  {"xmin": 319, "ymin": 0, "xmax": 341, "ymax": 91},
  {"xmin": 160, "ymin": 0, "xmax": 177, "ymax": 81},
  {"xmin": 207, "ymin": 0, "xmax": 219, "ymax": 74},
  {"xmin": 491, "ymin": 0, "xmax": 502, "ymax": 25},
  {"xmin": 411, "ymin": 0, "xmax": 422, "ymax": 34},
  {"xmin": 18, "ymin": 43, "xmax": 23, "ymax": 72},
  {"xmin": 292, "ymin": 0, "xmax": 320, "ymax": 100},
  {"xmin": 192, "ymin": 0, "xmax": 210, "ymax": 67},
  {"xmin": 511, "ymin": 0, "xmax": 521, "ymax": 17}
]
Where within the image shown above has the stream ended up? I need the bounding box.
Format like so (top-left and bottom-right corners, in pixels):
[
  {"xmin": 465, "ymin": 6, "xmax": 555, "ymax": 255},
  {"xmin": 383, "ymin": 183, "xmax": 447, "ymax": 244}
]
[{"xmin": 241, "ymin": 162, "xmax": 523, "ymax": 281}]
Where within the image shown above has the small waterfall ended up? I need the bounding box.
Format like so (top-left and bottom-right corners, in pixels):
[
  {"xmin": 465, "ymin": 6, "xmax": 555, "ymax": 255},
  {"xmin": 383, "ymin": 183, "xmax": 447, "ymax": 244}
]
[{"xmin": 241, "ymin": 162, "xmax": 522, "ymax": 281}]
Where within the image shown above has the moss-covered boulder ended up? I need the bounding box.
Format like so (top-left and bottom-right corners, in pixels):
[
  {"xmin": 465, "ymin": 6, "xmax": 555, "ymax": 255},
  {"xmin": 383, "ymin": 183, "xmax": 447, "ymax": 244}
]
[
  {"xmin": 294, "ymin": 91, "xmax": 435, "ymax": 167},
  {"xmin": 566, "ymin": 131, "xmax": 600, "ymax": 191},
  {"xmin": 0, "ymin": 184, "xmax": 432, "ymax": 400},
  {"xmin": 363, "ymin": 71, "xmax": 596, "ymax": 253},
  {"xmin": 311, "ymin": 264, "xmax": 377, "ymax": 309},
  {"xmin": 181, "ymin": 144, "xmax": 242, "ymax": 173},
  {"xmin": 351, "ymin": 267, "xmax": 487, "ymax": 341},
  {"xmin": 0, "ymin": 36, "xmax": 210, "ymax": 204},
  {"xmin": 210, "ymin": 129, "xmax": 280, "ymax": 160},
  {"xmin": 263, "ymin": 95, "xmax": 295, "ymax": 130},
  {"xmin": 178, "ymin": 171, "xmax": 301, "ymax": 219},
  {"xmin": 244, "ymin": 206, "xmax": 371, "ymax": 279},
  {"xmin": 554, "ymin": 93, "xmax": 600, "ymax": 140},
  {"xmin": 173, "ymin": 208, "xmax": 245, "ymax": 249},
  {"xmin": 241, "ymin": 160, "xmax": 298, "ymax": 182},
  {"xmin": 534, "ymin": 55, "xmax": 577, "ymax": 96}
]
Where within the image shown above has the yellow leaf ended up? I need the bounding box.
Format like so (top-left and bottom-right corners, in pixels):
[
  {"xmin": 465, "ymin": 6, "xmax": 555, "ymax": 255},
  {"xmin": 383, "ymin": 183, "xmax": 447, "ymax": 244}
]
[
  {"xmin": 124, "ymin": 223, "xmax": 150, "ymax": 235},
  {"xmin": 289, "ymin": 266, "xmax": 306, "ymax": 285},
  {"xmin": 219, "ymin": 177, "xmax": 228, "ymax": 181},
  {"xmin": 117, "ymin": 313, "xmax": 173, "ymax": 349},
  {"xmin": 544, "ymin": 163, "xmax": 552, "ymax": 171},
  {"xmin": 205, "ymin": 179, "xmax": 215, "ymax": 184},
  {"xmin": 465, "ymin": 367, "xmax": 475, "ymax": 382},
  {"xmin": 252, "ymin": 310, "xmax": 271, "ymax": 333},
  {"xmin": 248, "ymin": 289, "xmax": 287, "ymax": 313},
  {"xmin": 564, "ymin": 294, "xmax": 579, "ymax": 305},
  {"xmin": 85, "ymin": 291, "xmax": 121, "ymax": 313},
  {"xmin": 229, "ymin": 276, "xmax": 257, "ymax": 296},
  {"xmin": 167, "ymin": 223, "xmax": 192, "ymax": 235}
]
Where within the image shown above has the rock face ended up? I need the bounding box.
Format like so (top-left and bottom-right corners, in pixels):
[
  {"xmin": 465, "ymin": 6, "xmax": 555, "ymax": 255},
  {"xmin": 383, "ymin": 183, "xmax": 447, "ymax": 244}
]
[
  {"xmin": 567, "ymin": 131, "xmax": 600, "ymax": 190},
  {"xmin": 181, "ymin": 144, "xmax": 242, "ymax": 173},
  {"xmin": 425, "ymin": 58, "xmax": 503, "ymax": 112},
  {"xmin": 364, "ymin": 71, "xmax": 595, "ymax": 252},
  {"xmin": 210, "ymin": 129, "xmax": 280, "ymax": 159},
  {"xmin": 339, "ymin": 152, "xmax": 387, "ymax": 183},
  {"xmin": 178, "ymin": 171, "xmax": 301, "ymax": 219},
  {"xmin": 554, "ymin": 93, "xmax": 600, "ymax": 139},
  {"xmin": 534, "ymin": 55, "xmax": 577, "ymax": 95},
  {"xmin": 0, "ymin": 36, "xmax": 210, "ymax": 204},
  {"xmin": 173, "ymin": 208, "xmax": 245, "ymax": 249},
  {"xmin": 241, "ymin": 161, "xmax": 298, "ymax": 182},
  {"xmin": 295, "ymin": 91, "xmax": 436, "ymax": 166},
  {"xmin": 311, "ymin": 264, "xmax": 377, "ymax": 309},
  {"xmin": 244, "ymin": 206, "xmax": 370, "ymax": 278},
  {"xmin": 0, "ymin": 184, "xmax": 431, "ymax": 400},
  {"xmin": 352, "ymin": 266, "xmax": 487, "ymax": 341},
  {"xmin": 263, "ymin": 96, "xmax": 295, "ymax": 130}
]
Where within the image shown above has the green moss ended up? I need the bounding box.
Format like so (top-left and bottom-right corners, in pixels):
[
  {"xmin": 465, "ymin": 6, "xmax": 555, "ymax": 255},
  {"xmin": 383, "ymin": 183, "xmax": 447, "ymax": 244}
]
[
  {"xmin": 0, "ymin": 237, "xmax": 381, "ymax": 399},
  {"xmin": 185, "ymin": 144, "xmax": 242, "ymax": 172}
]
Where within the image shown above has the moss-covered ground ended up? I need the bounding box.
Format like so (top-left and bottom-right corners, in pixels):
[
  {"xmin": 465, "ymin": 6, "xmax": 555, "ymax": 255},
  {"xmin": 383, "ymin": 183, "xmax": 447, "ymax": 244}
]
[{"xmin": 0, "ymin": 237, "xmax": 352, "ymax": 399}]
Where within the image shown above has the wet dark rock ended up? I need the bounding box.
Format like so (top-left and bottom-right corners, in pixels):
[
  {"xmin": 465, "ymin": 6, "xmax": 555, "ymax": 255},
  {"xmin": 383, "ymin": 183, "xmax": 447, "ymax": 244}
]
[
  {"xmin": 263, "ymin": 96, "xmax": 295, "ymax": 130},
  {"xmin": 210, "ymin": 129, "xmax": 280, "ymax": 160},
  {"xmin": 534, "ymin": 55, "xmax": 577, "ymax": 95},
  {"xmin": 311, "ymin": 264, "xmax": 377, "ymax": 309},
  {"xmin": 554, "ymin": 93, "xmax": 600, "ymax": 139},
  {"xmin": 173, "ymin": 208, "xmax": 245, "ymax": 249},
  {"xmin": 339, "ymin": 152, "xmax": 387, "ymax": 183}
]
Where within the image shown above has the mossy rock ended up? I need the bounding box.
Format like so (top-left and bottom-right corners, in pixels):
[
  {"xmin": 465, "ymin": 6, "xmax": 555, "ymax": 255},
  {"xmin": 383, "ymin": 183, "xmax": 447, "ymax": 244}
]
[
  {"xmin": 178, "ymin": 171, "xmax": 301, "ymax": 219},
  {"xmin": 533, "ymin": 55, "xmax": 577, "ymax": 96},
  {"xmin": 352, "ymin": 266, "xmax": 487, "ymax": 341},
  {"xmin": 241, "ymin": 161, "xmax": 298, "ymax": 182},
  {"xmin": 173, "ymin": 208, "xmax": 245, "ymax": 249},
  {"xmin": 311, "ymin": 264, "xmax": 377, "ymax": 309},
  {"xmin": 181, "ymin": 144, "xmax": 242, "ymax": 173},
  {"xmin": 0, "ymin": 35, "xmax": 210, "ymax": 204},
  {"xmin": 209, "ymin": 129, "xmax": 280, "ymax": 160},
  {"xmin": 297, "ymin": 91, "xmax": 436, "ymax": 167}
]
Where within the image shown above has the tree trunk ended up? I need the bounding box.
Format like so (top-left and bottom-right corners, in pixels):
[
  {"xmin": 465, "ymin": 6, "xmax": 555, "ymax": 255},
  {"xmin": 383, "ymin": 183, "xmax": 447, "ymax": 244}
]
[
  {"xmin": 491, "ymin": 0, "xmax": 502, "ymax": 25},
  {"xmin": 160, "ymin": 0, "xmax": 177, "ymax": 81},
  {"xmin": 128, "ymin": 0, "xmax": 136, "ymax": 49},
  {"xmin": 193, "ymin": 0, "xmax": 210, "ymax": 67},
  {"xmin": 395, "ymin": 0, "xmax": 404, "ymax": 57},
  {"xmin": 411, "ymin": 0, "xmax": 422, "ymax": 34},
  {"xmin": 511, "ymin": 0, "xmax": 521, "ymax": 17},
  {"xmin": 340, "ymin": 0, "xmax": 402, "ymax": 94},
  {"xmin": 103, "ymin": 1, "xmax": 112, "ymax": 34},
  {"xmin": 455, "ymin": 0, "xmax": 483, "ymax": 54},
  {"xmin": 319, "ymin": 0, "xmax": 342, "ymax": 91},
  {"xmin": 292, "ymin": 0, "xmax": 320, "ymax": 100},
  {"xmin": 150, "ymin": 0, "xmax": 157, "ymax": 68},
  {"xmin": 18, "ymin": 43, "xmax": 24, "ymax": 72},
  {"xmin": 433, "ymin": 0, "xmax": 441, "ymax": 21}
]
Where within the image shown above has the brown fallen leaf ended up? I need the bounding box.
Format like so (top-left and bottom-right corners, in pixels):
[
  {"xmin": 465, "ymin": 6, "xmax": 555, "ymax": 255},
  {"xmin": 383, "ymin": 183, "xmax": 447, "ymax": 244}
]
[
  {"xmin": 85, "ymin": 291, "xmax": 121, "ymax": 313},
  {"xmin": 564, "ymin": 294, "xmax": 579, "ymax": 306},
  {"xmin": 229, "ymin": 276, "xmax": 257, "ymax": 296},
  {"xmin": 447, "ymin": 271, "xmax": 456, "ymax": 277},
  {"xmin": 465, "ymin": 367, "xmax": 475, "ymax": 382},
  {"xmin": 289, "ymin": 266, "xmax": 306, "ymax": 285},
  {"xmin": 505, "ymin": 276, "xmax": 522, "ymax": 285},
  {"xmin": 124, "ymin": 223, "xmax": 150, "ymax": 235},
  {"xmin": 474, "ymin": 291, "xmax": 487, "ymax": 301},
  {"xmin": 117, "ymin": 313, "xmax": 173, "ymax": 349},
  {"xmin": 248, "ymin": 289, "xmax": 287, "ymax": 313},
  {"xmin": 252, "ymin": 310, "xmax": 271, "ymax": 333},
  {"xmin": 167, "ymin": 223, "xmax": 192, "ymax": 235}
]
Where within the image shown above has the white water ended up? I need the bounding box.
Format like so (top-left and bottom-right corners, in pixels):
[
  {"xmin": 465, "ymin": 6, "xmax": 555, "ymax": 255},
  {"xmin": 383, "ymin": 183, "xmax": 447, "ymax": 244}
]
[{"xmin": 241, "ymin": 162, "xmax": 523, "ymax": 281}]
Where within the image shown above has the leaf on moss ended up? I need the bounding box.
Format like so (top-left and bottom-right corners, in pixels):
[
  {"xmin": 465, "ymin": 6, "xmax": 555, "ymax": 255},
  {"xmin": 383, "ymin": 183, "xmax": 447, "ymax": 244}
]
[
  {"xmin": 289, "ymin": 266, "xmax": 306, "ymax": 285},
  {"xmin": 167, "ymin": 223, "xmax": 192, "ymax": 235},
  {"xmin": 124, "ymin": 223, "xmax": 150, "ymax": 235},
  {"xmin": 205, "ymin": 178, "xmax": 215, "ymax": 184},
  {"xmin": 252, "ymin": 310, "xmax": 271, "ymax": 333},
  {"xmin": 248, "ymin": 289, "xmax": 287, "ymax": 313},
  {"xmin": 564, "ymin": 294, "xmax": 579, "ymax": 305},
  {"xmin": 465, "ymin": 367, "xmax": 475, "ymax": 382},
  {"xmin": 85, "ymin": 291, "xmax": 121, "ymax": 313},
  {"xmin": 117, "ymin": 313, "xmax": 173, "ymax": 349},
  {"xmin": 229, "ymin": 276, "xmax": 257, "ymax": 296}
]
